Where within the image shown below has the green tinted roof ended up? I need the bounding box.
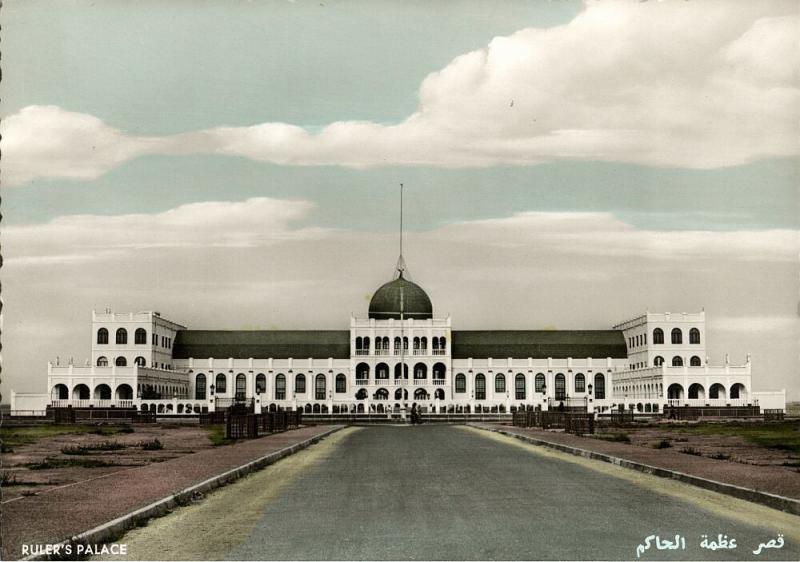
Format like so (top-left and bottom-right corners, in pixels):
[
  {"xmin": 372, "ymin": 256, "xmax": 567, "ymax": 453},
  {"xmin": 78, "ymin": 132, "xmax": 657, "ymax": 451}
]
[
  {"xmin": 173, "ymin": 330, "xmax": 351, "ymax": 359},
  {"xmin": 451, "ymin": 330, "xmax": 627, "ymax": 359}
]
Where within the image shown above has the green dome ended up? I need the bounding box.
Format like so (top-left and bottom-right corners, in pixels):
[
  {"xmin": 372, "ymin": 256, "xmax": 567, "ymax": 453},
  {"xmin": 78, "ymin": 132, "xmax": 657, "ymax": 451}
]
[{"xmin": 368, "ymin": 274, "xmax": 433, "ymax": 320}]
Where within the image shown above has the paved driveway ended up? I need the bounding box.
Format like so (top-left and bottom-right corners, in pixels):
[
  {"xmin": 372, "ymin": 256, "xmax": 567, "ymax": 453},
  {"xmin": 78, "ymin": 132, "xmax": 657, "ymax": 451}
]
[{"xmin": 111, "ymin": 425, "xmax": 800, "ymax": 560}]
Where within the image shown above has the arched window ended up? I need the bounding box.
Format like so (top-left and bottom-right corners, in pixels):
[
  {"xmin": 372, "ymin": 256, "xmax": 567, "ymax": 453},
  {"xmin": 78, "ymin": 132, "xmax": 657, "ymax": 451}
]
[
  {"xmin": 475, "ymin": 374, "xmax": 486, "ymax": 400},
  {"xmin": 394, "ymin": 337, "xmax": 402, "ymax": 354},
  {"xmin": 495, "ymin": 374, "xmax": 506, "ymax": 393},
  {"xmin": 382, "ymin": 337, "xmax": 390, "ymax": 351},
  {"xmin": 671, "ymin": 328, "xmax": 682, "ymax": 344},
  {"xmin": 455, "ymin": 373, "xmax": 466, "ymax": 393},
  {"xmin": 690, "ymin": 356, "xmax": 702, "ymax": 366},
  {"xmin": 689, "ymin": 328, "xmax": 700, "ymax": 344},
  {"xmin": 375, "ymin": 363, "xmax": 388, "ymax": 379},
  {"xmin": 115, "ymin": 356, "xmax": 127, "ymax": 367},
  {"xmin": 654, "ymin": 356, "xmax": 664, "ymax": 367},
  {"xmin": 315, "ymin": 374, "xmax": 326, "ymax": 400},
  {"xmin": 574, "ymin": 373, "xmax": 585, "ymax": 393},
  {"xmin": 653, "ymin": 328, "xmax": 664, "ymax": 344},
  {"xmin": 672, "ymin": 356, "xmax": 684, "ymax": 367},
  {"xmin": 256, "ymin": 374, "xmax": 266, "ymax": 394},
  {"xmin": 355, "ymin": 336, "xmax": 363, "ymax": 350},
  {"xmin": 97, "ymin": 356, "xmax": 108, "ymax": 367},
  {"xmin": 433, "ymin": 363, "xmax": 446, "ymax": 379},
  {"xmin": 275, "ymin": 374, "xmax": 286, "ymax": 400},
  {"xmin": 295, "ymin": 374, "xmax": 306, "ymax": 393},
  {"xmin": 52, "ymin": 384, "xmax": 69, "ymax": 400},
  {"xmin": 336, "ymin": 374, "xmax": 346, "ymax": 393},
  {"xmin": 116, "ymin": 328, "xmax": 128, "ymax": 345},
  {"xmin": 688, "ymin": 383, "xmax": 704, "ymax": 400},
  {"xmin": 414, "ymin": 363, "xmax": 427, "ymax": 379},
  {"xmin": 195, "ymin": 373, "xmax": 207, "ymax": 399},
  {"xmin": 134, "ymin": 356, "xmax": 146, "ymax": 367},
  {"xmin": 215, "ymin": 373, "xmax": 227, "ymax": 393},
  {"xmin": 94, "ymin": 384, "xmax": 111, "ymax": 400},
  {"xmin": 235, "ymin": 374, "xmax": 246, "ymax": 398},
  {"xmin": 555, "ymin": 373, "xmax": 566, "ymax": 400},
  {"xmin": 594, "ymin": 373, "xmax": 605, "ymax": 399},
  {"xmin": 535, "ymin": 373, "xmax": 545, "ymax": 393},
  {"xmin": 709, "ymin": 383, "xmax": 725, "ymax": 400},
  {"xmin": 373, "ymin": 388, "xmax": 388, "ymax": 400},
  {"xmin": 730, "ymin": 383, "xmax": 745, "ymax": 399},
  {"xmin": 97, "ymin": 328, "xmax": 109, "ymax": 344},
  {"xmin": 363, "ymin": 337, "xmax": 370, "ymax": 351},
  {"xmin": 420, "ymin": 337, "xmax": 428, "ymax": 352},
  {"xmin": 394, "ymin": 363, "xmax": 408, "ymax": 379},
  {"xmin": 413, "ymin": 337, "xmax": 420, "ymax": 351},
  {"xmin": 134, "ymin": 328, "xmax": 147, "ymax": 345},
  {"xmin": 515, "ymin": 374, "xmax": 525, "ymax": 400}
]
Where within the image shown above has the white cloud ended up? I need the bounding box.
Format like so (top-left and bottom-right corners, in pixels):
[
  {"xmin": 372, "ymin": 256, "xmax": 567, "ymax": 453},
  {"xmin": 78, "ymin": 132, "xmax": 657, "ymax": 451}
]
[
  {"xmin": 3, "ymin": 197, "xmax": 324, "ymax": 264},
  {"xmin": 3, "ymin": 1, "xmax": 798, "ymax": 186}
]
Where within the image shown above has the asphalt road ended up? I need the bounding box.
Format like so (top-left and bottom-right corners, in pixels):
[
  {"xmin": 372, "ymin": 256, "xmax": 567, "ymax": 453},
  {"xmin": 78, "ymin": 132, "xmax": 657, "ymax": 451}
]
[{"xmin": 109, "ymin": 425, "xmax": 800, "ymax": 561}]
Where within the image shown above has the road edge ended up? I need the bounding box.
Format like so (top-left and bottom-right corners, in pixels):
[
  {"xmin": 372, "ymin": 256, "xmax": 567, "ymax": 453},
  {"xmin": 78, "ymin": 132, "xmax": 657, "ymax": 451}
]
[
  {"xmin": 23, "ymin": 425, "xmax": 345, "ymax": 562},
  {"xmin": 471, "ymin": 424, "xmax": 800, "ymax": 517}
]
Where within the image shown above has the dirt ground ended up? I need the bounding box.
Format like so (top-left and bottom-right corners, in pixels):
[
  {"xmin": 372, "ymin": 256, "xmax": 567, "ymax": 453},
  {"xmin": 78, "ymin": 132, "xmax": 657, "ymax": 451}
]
[
  {"xmin": 0, "ymin": 423, "xmax": 218, "ymax": 501},
  {"xmin": 590, "ymin": 420, "xmax": 800, "ymax": 471}
]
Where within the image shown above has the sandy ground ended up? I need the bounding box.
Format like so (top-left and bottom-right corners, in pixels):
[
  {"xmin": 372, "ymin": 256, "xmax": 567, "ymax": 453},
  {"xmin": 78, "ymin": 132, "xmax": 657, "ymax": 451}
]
[{"xmin": 1, "ymin": 424, "xmax": 215, "ymax": 501}]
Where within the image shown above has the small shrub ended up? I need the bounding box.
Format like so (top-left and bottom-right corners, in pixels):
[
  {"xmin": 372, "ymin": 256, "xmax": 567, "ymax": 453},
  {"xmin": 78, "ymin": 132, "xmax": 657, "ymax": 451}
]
[
  {"xmin": 710, "ymin": 451, "xmax": 731, "ymax": 460},
  {"xmin": 1, "ymin": 472, "xmax": 17, "ymax": 486},
  {"xmin": 28, "ymin": 457, "xmax": 114, "ymax": 470},
  {"xmin": 1, "ymin": 442, "xmax": 14, "ymax": 454},
  {"xmin": 21, "ymin": 490, "xmax": 38, "ymax": 497},
  {"xmin": 680, "ymin": 447, "xmax": 702, "ymax": 456},
  {"xmin": 118, "ymin": 426, "xmax": 135, "ymax": 434},
  {"xmin": 61, "ymin": 445, "xmax": 90, "ymax": 456},
  {"xmin": 652, "ymin": 439, "xmax": 672, "ymax": 449},
  {"xmin": 140, "ymin": 439, "xmax": 163, "ymax": 451}
]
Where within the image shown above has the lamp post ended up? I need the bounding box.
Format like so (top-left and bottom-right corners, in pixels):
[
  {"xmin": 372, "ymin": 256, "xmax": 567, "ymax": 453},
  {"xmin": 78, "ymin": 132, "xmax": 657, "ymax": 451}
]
[{"xmin": 541, "ymin": 383, "xmax": 548, "ymax": 411}]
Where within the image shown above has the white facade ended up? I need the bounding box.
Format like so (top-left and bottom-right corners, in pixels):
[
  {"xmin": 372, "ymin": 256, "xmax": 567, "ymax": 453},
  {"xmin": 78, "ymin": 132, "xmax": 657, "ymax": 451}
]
[{"xmin": 10, "ymin": 288, "xmax": 787, "ymax": 415}]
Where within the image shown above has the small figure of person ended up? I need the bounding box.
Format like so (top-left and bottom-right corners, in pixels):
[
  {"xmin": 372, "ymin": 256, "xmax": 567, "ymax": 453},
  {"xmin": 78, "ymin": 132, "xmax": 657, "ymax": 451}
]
[{"xmin": 411, "ymin": 403, "xmax": 418, "ymax": 425}]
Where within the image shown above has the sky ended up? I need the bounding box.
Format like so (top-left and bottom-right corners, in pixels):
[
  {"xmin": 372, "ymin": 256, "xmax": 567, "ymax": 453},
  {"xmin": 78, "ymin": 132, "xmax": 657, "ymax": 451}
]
[{"xmin": 1, "ymin": 0, "xmax": 798, "ymax": 400}]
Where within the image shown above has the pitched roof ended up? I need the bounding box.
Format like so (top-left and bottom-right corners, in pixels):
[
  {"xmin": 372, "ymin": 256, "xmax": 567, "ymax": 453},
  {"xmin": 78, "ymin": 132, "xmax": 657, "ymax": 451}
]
[
  {"xmin": 451, "ymin": 330, "xmax": 627, "ymax": 359},
  {"xmin": 172, "ymin": 330, "xmax": 351, "ymax": 359}
]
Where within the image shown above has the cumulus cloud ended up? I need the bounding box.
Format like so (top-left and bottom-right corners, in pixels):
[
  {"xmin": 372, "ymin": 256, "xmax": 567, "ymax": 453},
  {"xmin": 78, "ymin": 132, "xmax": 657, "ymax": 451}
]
[{"xmin": 3, "ymin": 1, "xmax": 798, "ymax": 185}]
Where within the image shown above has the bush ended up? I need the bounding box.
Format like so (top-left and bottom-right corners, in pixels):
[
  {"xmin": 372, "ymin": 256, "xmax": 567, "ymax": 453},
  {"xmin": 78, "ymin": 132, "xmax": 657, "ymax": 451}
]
[
  {"xmin": 710, "ymin": 451, "xmax": 731, "ymax": 460},
  {"xmin": 1, "ymin": 442, "xmax": 14, "ymax": 454},
  {"xmin": 680, "ymin": 447, "xmax": 702, "ymax": 456},
  {"xmin": 652, "ymin": 439, "xmax": 672, "ymax": 449},
  {"xmin": 140, "ymin": 439, "xmax": 163, "ymax": 451},
  {"xmin": 61, "ymin": 441, "xmax": 125, "ymax": 455}
]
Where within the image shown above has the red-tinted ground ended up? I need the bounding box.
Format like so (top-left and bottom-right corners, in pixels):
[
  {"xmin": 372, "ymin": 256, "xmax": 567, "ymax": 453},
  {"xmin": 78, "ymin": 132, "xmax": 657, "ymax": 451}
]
[
  {"xmin": 1, "ymin": 423, "xmax": 215, "ymax": 502},
  {"xmin": 0, "ymin": 424, "xmax": 340, "ymax": 560},
  {"xmin": 483, "ymin": 422, "xmax": 800, "ymax": 500}
]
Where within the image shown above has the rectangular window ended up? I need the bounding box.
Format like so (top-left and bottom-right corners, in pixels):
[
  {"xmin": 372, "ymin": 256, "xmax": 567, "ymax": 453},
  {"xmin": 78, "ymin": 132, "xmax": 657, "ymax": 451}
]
[{"xmin": 515, "ymin": 377, "xmax": 525, "ymax": 400}]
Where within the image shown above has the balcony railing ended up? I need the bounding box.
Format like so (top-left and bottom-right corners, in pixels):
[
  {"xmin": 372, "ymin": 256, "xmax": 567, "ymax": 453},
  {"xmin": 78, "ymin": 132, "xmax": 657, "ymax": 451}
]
[
  {"xmin": 432, "ymin": 379, "xmax": 446, "ymax": 386},
  {"xmin": 355, "ymin": 379, "xmax": 370, "ymax": 386},
  {"xmin": 432, "ymin": 349, "xmax": 446, "ymax": 355},
  {"xmin": 413, "ymin": 349, "xmax": 428, "ymax": 356},
  {"xmin": 355, "ymin": 349, "xmax": 370, "ymax": 356},
  {"xmin": 51, "ymin": 399, "xmax": 134, "ymax": 408},
  {"xmin": 413, "ymin": 379, "xmax": 428, "ymax": 386},
  {"xmin": 666, "ymin": 398, "xmax": 754, "ymax": 407}
]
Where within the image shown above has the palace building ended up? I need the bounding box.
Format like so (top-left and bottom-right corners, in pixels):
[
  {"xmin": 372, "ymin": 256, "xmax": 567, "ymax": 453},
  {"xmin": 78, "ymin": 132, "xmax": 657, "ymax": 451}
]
[{"xmin": 9, "ymin": 263, "xmax": 787, "ymax": 416}]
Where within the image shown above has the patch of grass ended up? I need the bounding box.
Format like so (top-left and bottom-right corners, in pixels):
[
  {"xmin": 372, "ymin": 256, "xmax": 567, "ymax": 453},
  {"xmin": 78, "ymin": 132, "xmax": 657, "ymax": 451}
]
[
  {"xmin": 680, "ymin": 447, "xmax": 702, "ymax": 456},
  {"xmin": 710, "ymin": 451, "xmax": 731, "ymax": 460},
  {"xmin": 595, "ymin": 432, "xmax": 631, "ymax": 443},
  {"xmin": 27, "ymin": 456, "xmax": 116, "ymax": 470},
  {"xmin": 205, "ymin": 425, "xmax": 234, "ymax": 446},
  {"xmin": 1, "ymin": 442, "xmax": 15, "ymax": 453},
  {"xmin": 0, "ymin": 424, "xmax": 134, "ymax": 448},
  {"xmin": 668, "ymin": 421, "xmax": 800, "ymax": 455},
  {"xmin": 652, "ymin": 439, "xmax": 672, "ymax": 449},
  {"xmin": 140, "ymin": 439, "xmax": 163, "ymax": 451}
]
